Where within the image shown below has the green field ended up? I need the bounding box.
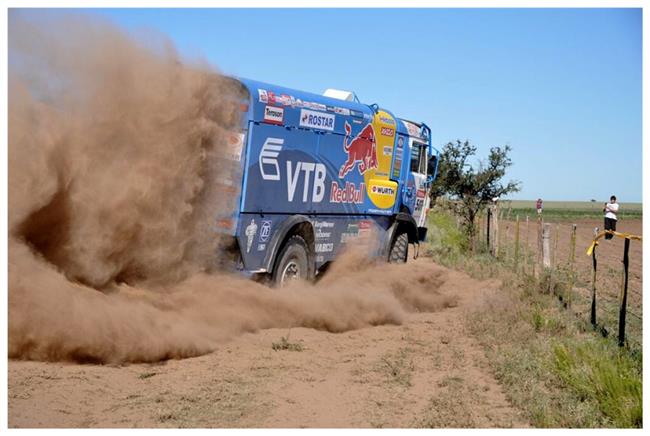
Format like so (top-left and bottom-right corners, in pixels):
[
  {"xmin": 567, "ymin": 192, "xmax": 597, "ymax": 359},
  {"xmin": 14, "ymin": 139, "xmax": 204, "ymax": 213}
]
[{"xmin": 499, "ymin": 200, "xmax": 642, "ymax": 220}]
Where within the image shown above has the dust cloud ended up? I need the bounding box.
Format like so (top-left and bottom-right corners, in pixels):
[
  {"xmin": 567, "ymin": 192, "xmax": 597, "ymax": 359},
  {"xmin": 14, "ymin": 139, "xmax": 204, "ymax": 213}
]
[{"xmin": 8, "ymin": 13, "xmax": 455, "ymax": 364}]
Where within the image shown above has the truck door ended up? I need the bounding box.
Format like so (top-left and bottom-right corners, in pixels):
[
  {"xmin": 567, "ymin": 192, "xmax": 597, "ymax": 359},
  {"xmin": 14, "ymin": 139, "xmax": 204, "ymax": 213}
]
[{"xmin": 406, "ymin": 139, "xmax": 430, "ymax": 228}]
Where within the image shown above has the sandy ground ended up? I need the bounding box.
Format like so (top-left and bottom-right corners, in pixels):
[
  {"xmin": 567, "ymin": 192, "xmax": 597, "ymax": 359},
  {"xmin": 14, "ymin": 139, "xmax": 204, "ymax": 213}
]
[{"xmin": 8, "ymin": 260, "xmax": 528, "ymax": 428}]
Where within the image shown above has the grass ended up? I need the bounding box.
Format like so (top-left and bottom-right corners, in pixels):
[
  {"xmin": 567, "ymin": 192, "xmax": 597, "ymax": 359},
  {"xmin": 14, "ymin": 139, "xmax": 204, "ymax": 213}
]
[
  {"xmin": 271, "ymin": 336, "xmax": 304, "ymax": 352},
  {"xmin": 553, "ymin": 341, "xmax": 642, "ymax": 427},
  {"xmin": 425, "ymin": 208, "xmax": 643, "ymax": 428},
  {"xmin": 138, "ymin": 372, "xmax": 157, "ymax": 379},
  {"xmin": 379, "ymin": 347, "xmax": 414, "ymax": 387}
]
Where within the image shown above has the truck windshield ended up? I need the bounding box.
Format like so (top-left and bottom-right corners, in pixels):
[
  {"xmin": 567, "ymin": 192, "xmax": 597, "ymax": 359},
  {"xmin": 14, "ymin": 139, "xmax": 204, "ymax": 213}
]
[{"xmin": 410, "ymin": 143, "xmax": 427, "ymax": 174}]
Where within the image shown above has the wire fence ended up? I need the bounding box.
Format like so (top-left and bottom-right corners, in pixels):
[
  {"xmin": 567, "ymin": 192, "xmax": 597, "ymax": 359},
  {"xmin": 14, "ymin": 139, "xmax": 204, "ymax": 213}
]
[{"xmin": 477, "ymin": 207, "xmax": 643, "ymax": 350}]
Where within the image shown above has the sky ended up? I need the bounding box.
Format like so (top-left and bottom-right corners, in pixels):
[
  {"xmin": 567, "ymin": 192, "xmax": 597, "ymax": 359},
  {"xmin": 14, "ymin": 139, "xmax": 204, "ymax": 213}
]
[{"xmin": 23, "ymin": 8, "xmax": 645, "ymax": 201}]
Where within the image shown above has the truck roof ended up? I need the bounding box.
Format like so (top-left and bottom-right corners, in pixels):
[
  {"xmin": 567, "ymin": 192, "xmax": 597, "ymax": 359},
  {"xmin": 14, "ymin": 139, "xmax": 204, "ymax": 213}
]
[{"xmin": 235, "ymin": 77, "xmax": 429, "ymax": 141}]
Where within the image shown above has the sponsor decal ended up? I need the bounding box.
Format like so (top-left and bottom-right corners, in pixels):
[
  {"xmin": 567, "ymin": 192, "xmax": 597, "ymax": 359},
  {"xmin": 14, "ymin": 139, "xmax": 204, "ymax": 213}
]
[
  {"xmin": 330, "ymin": 181, "xmax": 365, "ymax": 204},
  {"xmin": 326, "ymin": 105, "xmax": 336, "ymax": 113},
  {"xmin": 259, "ymin": 137, "xmax": 283, "ymax": 181},
  {"xmin": 263, "ymin": 106, "xmax": 284, "ymax": 124},
  {"xmin": 416, "ymin": 189, "xmax": 426, "ymax": 199},
  {"xmin": 341, "ymin": 223, "xmax": 360, "ymax": 243},
  {"xmin": 380, "ymin": 127, "xmax": 395, "ymax": 137},
  {"xmin": 334, "ymin": 107, "xmax": 351, "ymax": 116},
  {"xmin": 258, "ymin": 89, "xmax": 268, "ymax": 103},
  {"xmin": 392, "ymin": 136, "xmax": 404, "ymax": 178},
  {"xmin": 392, "ymin": 158, "xmax": 402, "ymax": 179},
  {"xmin": 383, "ymin": 146, "xmax": 392, "ymax": 156},
  {"xmin": 371, "ymin": 185, "xmax": 396, "ymax": 196},
  {"xmin": 278, "ymin": 94, "xmax": 292, "ymax": 106},
  {"xmin": 266, "ymin": 91, "xmax": 277, "ymax": 105},
  {"xmin": 350, "ymin": 109, "xmax": 364, "ymax": 118},
  {"xmin": 226, "ymin": 133, "xmax": 245, "ymax": 162},
  {"xmin": 259, "ymin": 220, "xmax": 272, "ymax": 242},
  {"xmin": 380, "ymin": 116, "xmax": 395, "ymax": 125},
  {"xmin": 245, "ymin": 219, "xmax": 258, "ymax": 253},
  {"xmin": 359, "ymin": 220, "xmax": 372, "ymax": 233},
  {"xmin": 404, "ymin": 120, "xmax": 421, "ymax": 137},
  {"xmin": 366, "ymin": 208, "xmax": 392, "ymax": 215},
  {"xmin": 315, "ymin": 243, "xmax": 334, "ymax": 253},
  {"xmin": 339, "ymin": 122, "xmax": 378, "ymax": 178},
  {"xmin": 315, "ymin": 230, "xmax": 331, "ymax": 239},
  {"xmin": 287, "ymin": 161, "xmax": 326, "ymax": 203},
  {"xmin": 314, "ymin": 221, "xmax": 334, "ymax": 239},
  {"xmin": 352, "ymin": 119, "xmax": 362, "ymax": 124},
  {"xmin": 304, "ymin": 101, "xmax": 327, "ymax": 112},
  {"xmin": 257, "ymin": 243, "xmax": 266, "ymax": 251},
  {"xmin": 299, "ymin": 109, "xmax": 335, "ymax": 131}
]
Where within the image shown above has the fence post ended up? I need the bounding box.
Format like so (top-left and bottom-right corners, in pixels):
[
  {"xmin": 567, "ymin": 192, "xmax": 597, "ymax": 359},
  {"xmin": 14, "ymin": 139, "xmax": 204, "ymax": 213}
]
[
  {"xmin": 542, "ymin": 223, "xmax": 551, "ymax": 268},
  {"xmin": 618, "ymin": 238, "xmax": 630, "ymax": 347},
  {"xmin": 568, "ymin": 224, "xmax": 577, "ymax": 307},
  {"xmin": 495, "ymin": 206, "xmax": 500, "ymax": 258},
  {"xmin": 536, "ymin": 216, "xmax": 543, "ymax": 276},
  {"xmin": 499, "ymin": 221, "xmax": 510, "ymax": 262},
  {"xmin": 486, "ymin": 208, "xmax": 491, "ymax": 253},
  {"xmin": 543, "ymin": 223, "xmax": 552, "ymax": 293},
  {"xmin": 514, "ymin": 215, "xmax": 520, "ymax": 270},
  {"xmin": 525, "ymin": 215, "xmax": 530, "ymax": 274},
  {"xmin": 590, "ymin": 235, "xmax": 597, "ymax": 327},
  {"xmin": 553, "ymin": 223, "xmax": 559, "ymax": 268}
]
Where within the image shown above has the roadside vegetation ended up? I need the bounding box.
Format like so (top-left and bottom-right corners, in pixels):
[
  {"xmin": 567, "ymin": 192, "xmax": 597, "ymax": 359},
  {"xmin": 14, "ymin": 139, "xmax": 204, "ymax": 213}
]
[{"xmin": 424, "ymin": 209, "xmax": 642, "ymax": 428}]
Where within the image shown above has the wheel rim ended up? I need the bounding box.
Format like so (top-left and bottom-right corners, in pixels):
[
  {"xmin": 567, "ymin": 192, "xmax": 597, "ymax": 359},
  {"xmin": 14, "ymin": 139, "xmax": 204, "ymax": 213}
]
[{"xmin": 280, "ymin": 259, "xmax": 301, "ymax": 285}]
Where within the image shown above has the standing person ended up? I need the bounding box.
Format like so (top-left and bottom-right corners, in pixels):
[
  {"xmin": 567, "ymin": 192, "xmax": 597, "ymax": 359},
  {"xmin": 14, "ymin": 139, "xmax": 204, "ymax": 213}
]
[
  {"xmin": 603, "ymin": 195, "xmax": 619, "ymax": 240},
  {"xmin": 536, "ymin": 198, "xmax": 543, "ymax": 215}
]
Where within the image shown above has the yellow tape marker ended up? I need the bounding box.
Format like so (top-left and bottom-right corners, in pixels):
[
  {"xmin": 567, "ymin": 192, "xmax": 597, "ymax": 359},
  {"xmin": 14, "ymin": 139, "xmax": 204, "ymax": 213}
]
[{"xmin": 586, "ymin": 230, "xmax": 642, "ymax": 256}]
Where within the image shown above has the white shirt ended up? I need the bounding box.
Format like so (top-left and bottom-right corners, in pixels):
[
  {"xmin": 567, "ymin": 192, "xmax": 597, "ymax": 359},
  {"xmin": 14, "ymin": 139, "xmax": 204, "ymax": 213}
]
[{"xmin": 605, "ymin": 202, "xmax": 619, "ymax": 220}]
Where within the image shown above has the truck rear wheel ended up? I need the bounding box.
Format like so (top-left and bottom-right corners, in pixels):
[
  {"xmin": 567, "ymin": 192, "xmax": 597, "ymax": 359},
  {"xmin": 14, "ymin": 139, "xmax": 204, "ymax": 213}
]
[
  {"xmin": 388, "ymin": 232, "xmax": 409, "ymax": 263},
  {"xmin": 272, "ymin": 235, "xmax": 310, "ymax": 287}
]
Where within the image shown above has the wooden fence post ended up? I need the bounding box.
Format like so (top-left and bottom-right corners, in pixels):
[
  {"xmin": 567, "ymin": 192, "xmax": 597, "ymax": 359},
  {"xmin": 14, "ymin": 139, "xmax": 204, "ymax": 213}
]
[
  {"xmin": 525, "ymin": 215, "xmax": 530, "ymax": 274},
  {"xmin": 568, "ymin": 224, "xmax": 577, "ymax": 307},
  {"xmin": 514, "ymin": 215, "xmax": 520, "ymax": 270},
  {"xmin": 590, "ymin": 240, "xmax": 597, "ymax": 327},
  {"xmin": 536, "ymin": 216, "xmax": 543, "ymax": 276},
  {"xmin": 486, "ymin": 206, "xmax": 492, "ymax": 253},
  {"xmin": 618, "ymin": 238, "xmax": 630, "ymax": 347},
  {"xmin": 542, "ymin": 223, "xmax": 551, "ymax": 268},
  {"xmin": 553, "ymin": 223, "xmax": 559, "ymax": 267},
  {"xmin": 499, "ymin": 221, "xmax": 510, "ymax": 262},
  {"xmin": 494, "ymin": 206, "xmax": 500, "ymax": 258}
]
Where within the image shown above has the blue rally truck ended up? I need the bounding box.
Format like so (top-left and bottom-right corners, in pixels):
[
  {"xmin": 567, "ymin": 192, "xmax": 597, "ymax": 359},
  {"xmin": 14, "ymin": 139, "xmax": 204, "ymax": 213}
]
[{"xmin": 218, "ymin": 78, "xmax": 438, "ymax": 286}]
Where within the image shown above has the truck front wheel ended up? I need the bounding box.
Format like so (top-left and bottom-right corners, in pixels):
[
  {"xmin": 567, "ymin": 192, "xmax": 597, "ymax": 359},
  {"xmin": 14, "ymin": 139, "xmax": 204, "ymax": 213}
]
[
  {"xmin": 388, "ymin": 232, "xmax": 409, "ymax": 263},
  {"xmin": 272, "ymin": 235, "xmax": 311, "ymax": 287}
]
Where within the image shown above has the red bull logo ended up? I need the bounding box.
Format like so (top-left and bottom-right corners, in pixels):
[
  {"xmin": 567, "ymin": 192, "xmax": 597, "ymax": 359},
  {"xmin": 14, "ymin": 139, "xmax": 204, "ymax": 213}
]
[
  {"xmin": 330, "ymin": 181, "xmax": 365, "ymax": 204},
  {"xmin": 338, "ymin": 122, "xmax": 378, "ymax": 178}
]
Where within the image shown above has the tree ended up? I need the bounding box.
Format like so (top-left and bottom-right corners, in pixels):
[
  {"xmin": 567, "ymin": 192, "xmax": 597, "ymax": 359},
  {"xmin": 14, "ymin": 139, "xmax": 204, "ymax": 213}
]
[{"xmin": 430, "ymin": 140, "xmax": 520, "ymax": 247}]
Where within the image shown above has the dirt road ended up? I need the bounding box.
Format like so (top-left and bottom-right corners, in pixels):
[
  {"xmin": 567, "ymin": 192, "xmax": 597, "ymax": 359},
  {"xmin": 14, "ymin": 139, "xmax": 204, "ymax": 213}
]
[{"xmin": 9, "ymin": 259, "xmax": 527, "ymax": 428}]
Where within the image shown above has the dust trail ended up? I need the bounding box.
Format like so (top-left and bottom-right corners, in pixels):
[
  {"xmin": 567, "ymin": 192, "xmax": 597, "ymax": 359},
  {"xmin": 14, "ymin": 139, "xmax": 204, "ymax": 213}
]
[{"xmin": 8, "ymin": 13, "xmax": 455, "ymax": 364}]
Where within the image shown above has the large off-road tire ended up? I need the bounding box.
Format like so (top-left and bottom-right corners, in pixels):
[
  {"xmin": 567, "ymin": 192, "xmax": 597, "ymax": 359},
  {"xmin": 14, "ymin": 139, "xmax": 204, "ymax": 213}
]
[
  {"xmin": 271, "ymin": 235, "xmax": 311, "ymax": 287},
  {"xmin": 388, "ymin": 232, "xmax": 409, "ymax": 263}
]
